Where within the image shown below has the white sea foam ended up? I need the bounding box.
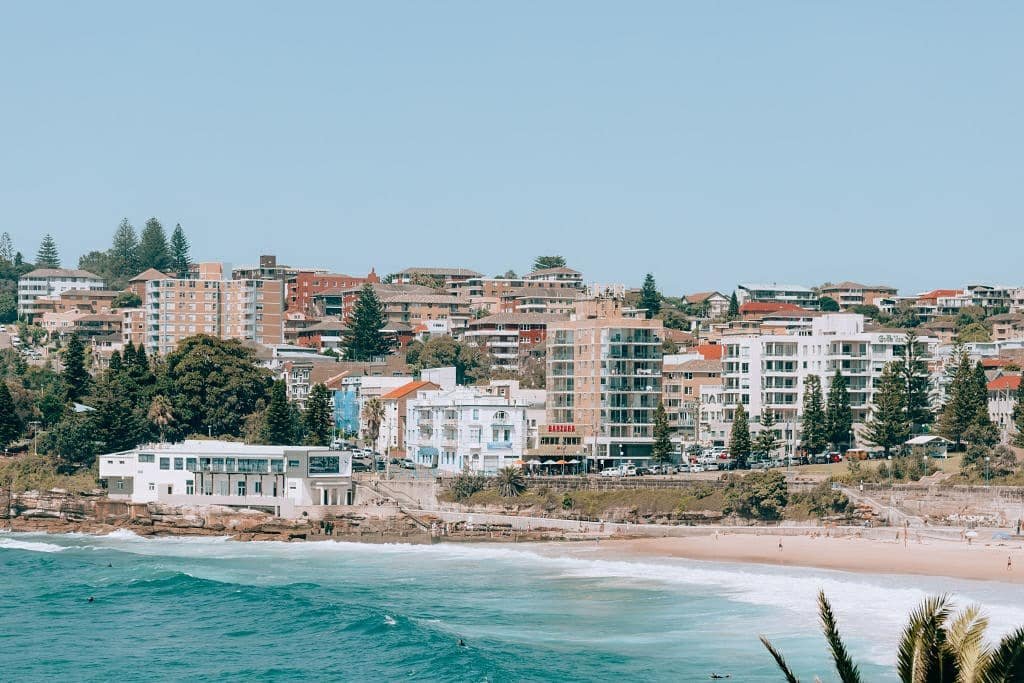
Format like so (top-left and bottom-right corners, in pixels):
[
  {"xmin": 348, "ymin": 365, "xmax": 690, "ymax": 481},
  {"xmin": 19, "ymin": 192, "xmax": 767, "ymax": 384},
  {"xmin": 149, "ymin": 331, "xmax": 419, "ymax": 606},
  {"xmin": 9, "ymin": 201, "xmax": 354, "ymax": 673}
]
[{"xmin": 0, "ymin": 537, "xmax": 66, "ymax": 553}]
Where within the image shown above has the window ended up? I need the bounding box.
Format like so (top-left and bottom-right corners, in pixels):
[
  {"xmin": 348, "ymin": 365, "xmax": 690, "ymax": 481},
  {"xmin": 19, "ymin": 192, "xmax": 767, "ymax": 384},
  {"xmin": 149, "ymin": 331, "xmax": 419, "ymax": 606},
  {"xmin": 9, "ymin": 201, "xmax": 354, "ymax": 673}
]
[
  {"xmin": 186, "ymin": 458, "xmax": 197, "ymax": 471},
  {"xmin": 138, "ymin": 453, "xmax": 155, "ymax": 463},
  {"xmin": 186, "ymin": 481, "xmax": 194, "ymax": 495},
  {"xmin": 308, "ymin": 456, "xmax": 341, "ymax": 475},
  {"xmin": 237, "ymin": 481, "xmax": 247, "ymax": 496},
  {"xmin": 174, "ymin": 457, "xmax": 184, "ymax": 471},
  {"xmin": 472, "ymin": 409, "xmax": 479, "ymax": 420},
  {"xmin": 116, "ymin": 480, "xmax": 125, "ymax": 490},
  {"xmin": 148, "ymin": 482, "xmax": 155, "ymax": 491},
  {"xmin": 159, "ymin": 457, "xmax": 170, "ymax": 470},
  {"xmin": 253, "ymin": 480, "xmax": 262, "ymax": 495},
  {"xmin": 288, "ymin": 459, "xmax": 301, "ymax": 468}
]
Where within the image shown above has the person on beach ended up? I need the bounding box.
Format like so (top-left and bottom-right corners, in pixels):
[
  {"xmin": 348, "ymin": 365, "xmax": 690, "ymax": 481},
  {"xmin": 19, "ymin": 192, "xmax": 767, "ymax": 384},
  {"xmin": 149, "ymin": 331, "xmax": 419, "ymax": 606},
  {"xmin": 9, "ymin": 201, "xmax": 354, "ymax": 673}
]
[
  {"xmin": 1009, "ymin": 556, "xmax": 1013, "ymax": 571},
  {"xmin": 778, "ymin": 539, "xmax": 783, "ymax": 552}
]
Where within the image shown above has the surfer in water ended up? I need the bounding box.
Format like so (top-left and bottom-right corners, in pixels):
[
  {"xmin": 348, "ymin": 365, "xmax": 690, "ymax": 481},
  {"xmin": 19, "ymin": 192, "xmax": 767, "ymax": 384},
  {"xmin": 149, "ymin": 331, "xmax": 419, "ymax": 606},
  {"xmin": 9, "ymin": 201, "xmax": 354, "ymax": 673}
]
[{"xmin": 457, "ymin": 639, "xmax": 467, "ymax": 647}]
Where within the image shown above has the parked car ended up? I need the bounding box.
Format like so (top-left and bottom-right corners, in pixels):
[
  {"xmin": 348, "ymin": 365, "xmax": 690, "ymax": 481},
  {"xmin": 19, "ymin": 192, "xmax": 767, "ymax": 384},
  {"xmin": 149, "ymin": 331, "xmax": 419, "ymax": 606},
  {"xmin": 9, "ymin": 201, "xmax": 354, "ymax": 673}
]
[
  {"xmin": 620, "ymin": 464, "xmax": 638, "ymax": 477},
  {"xmin": 689, "ymin": 464, "xmax": 705, "ymax": 473},
  {"xmin": 399, "ymin": 459, "xmax": 416, "ymax": 470},
  {"xmin": 811, "ymin": 451, "xmax": 831, "ymax": 464},
  {"xmin": 703, "ymin": 462, "xmax": 719, "ymax": 471},
  {"xmin": 599, "ymin": 467, "xmax": 622, "ymax": 477},
  {"xmin": 676, "ymin": 463, "xmax": 690, "ymax": 473},
  {"xmin": 351, "ymin": 460, "xmax": 371, "ymax": 472}
]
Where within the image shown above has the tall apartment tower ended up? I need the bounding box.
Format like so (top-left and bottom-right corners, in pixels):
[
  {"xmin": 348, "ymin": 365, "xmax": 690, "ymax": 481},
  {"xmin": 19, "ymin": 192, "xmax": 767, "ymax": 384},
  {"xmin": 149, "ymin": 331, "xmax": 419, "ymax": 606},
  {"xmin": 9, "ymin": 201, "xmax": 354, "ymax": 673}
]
[
  {"xmin": 546, "ymin": 297, "xmax": 664, "ymax": 469},
  {"xmin": 143, "ymin": 262, "xmax": 284, "ymax": 355}
]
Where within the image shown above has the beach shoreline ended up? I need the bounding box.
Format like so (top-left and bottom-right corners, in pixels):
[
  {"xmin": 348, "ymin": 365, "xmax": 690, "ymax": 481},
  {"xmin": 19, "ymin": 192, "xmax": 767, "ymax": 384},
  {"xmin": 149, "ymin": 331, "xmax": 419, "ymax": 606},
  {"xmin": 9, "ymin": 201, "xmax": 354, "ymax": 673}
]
[
  {"xmin": 7, "ymin": 515, "xmax": 1024, "ymax": 584},
  {"xmin": 595, "ymin": 532, "xmax": 1024, "ymax": 584}
]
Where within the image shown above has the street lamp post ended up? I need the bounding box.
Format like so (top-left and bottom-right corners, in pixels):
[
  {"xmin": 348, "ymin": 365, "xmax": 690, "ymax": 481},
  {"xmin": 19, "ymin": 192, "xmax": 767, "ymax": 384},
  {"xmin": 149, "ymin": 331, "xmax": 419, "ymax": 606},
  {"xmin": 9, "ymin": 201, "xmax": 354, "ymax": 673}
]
[
  {"xmin": 986, "ymin": 456, "xmax": 991, "ymax": 486},
  {"xmin": 887, "ymin": 454, "xmax": 894, "ymax": 525}
]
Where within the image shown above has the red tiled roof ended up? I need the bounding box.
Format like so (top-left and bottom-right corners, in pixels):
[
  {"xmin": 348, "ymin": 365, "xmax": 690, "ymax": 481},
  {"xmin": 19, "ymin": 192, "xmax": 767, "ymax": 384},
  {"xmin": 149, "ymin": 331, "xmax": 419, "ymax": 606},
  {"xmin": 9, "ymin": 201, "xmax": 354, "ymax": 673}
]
[
  {"xmin": 988, "ymin": 375, "xmax": 1021, "ymax": 391},
  {"xmin": 381, "ymin": 380, "xmax": 438, "ymax": 400},
  {"xmin": 916, "ymin": 289, "xmax": 961, "ymax": 302},
  {"xmin": 982, "ymin": 358, "xmax": 1014, "ymax": 368},
  {"xmin": 739, "ymin": 302, "xmax": 805, "ymax": 315},
  {"xmin": 695, "ymin": 343, "xmax": 723, "ymax": 360}
]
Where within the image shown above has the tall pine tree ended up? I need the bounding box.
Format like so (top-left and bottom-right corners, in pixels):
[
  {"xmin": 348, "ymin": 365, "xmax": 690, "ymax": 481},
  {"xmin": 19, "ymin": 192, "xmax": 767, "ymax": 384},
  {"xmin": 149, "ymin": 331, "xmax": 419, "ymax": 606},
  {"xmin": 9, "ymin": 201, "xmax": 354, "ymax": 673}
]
[
  {"xmin": 728, "ymin": 291, "xmax": 740, "ymax": 317},
  {"xmin": 639, "ymin": 273, "xmax": 661, "ymax": 319},
  {"xmin": 35, "ymin": 234, "xmax": 60, "ymax": 268},
  {"xmin": 651, "ymin": 401, "xmax": 673, "ymax": 463},
  {"xmin": 110, "ymin": 218, "xmax": 140, "ymax": 280},
  {"xmin": 937, "ymin": 349, "xmax": 977, "ymax": 449},
  {"xmin": 0, "ymin": 380, "xmax": 23, "ymax": 448},
  {"xmin": 825, "ymin": 370, "xmax": 853, "ymax": 450},
  {"xmin": 896, "ymin": 331, "xmax": 932, "ymax": 434},
  {"xmin": 169, "ymin": 223, "xmax": 191, "ymax": 277},
  {"xmin": 754, "ymin": 407, "xmax": 779, "ymax": 457},
  {"xmin": 342, "ymin": 284, "xmax": 394, "ymax": 361},
  {"xmin": 262, "ymin": 381, "xmax": 296, "ymax": 445},
  {"xmin": 800, "ymin": 374, "xmax": 829, "ymax": 454},
  {"xmin": 863, "ymin": 362, "xmax": 910, "ymax": 456},
  {"xmin": 729, "ymin": 401, "xmax": 751, "ymax": 468},
  {"xmin": 303, "ymin": 383, "xmax": 333, "ymax": 447},
  {"xmin": 62, "ymin": 333, "xmax": 90, "ymax": 401},
  {"xmin": 138, "ymin": 217, "xmax": 171, "ymax": 271}
]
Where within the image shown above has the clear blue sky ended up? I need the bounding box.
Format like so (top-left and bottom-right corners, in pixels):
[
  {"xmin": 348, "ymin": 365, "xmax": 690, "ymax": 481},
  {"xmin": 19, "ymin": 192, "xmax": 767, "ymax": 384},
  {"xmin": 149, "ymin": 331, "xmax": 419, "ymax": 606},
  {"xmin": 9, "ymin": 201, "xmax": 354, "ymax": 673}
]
[{"xmin": 2, "ymin": 2, "xmax": 1021, "ymax": 295}]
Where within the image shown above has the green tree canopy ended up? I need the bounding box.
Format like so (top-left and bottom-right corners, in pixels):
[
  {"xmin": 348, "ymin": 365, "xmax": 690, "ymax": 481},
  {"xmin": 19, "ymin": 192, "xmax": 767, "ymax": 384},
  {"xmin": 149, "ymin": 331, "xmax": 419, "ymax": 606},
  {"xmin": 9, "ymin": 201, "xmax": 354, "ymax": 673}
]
[
  {"xmin": 261, "ymin": 380, "xmax": 297, "ymax": 445},
  {"xmin": 639, "ymin": 273, "xmax": 661, "ymax": 319},
  {"xmin": 936, "ymin": 349, "xmax": 978, "ymax": 449},
  {"xmin": 159, "ymin": 335, "xmax": 273, "ymax": 438},
  {"xmin": 754, "ymin": 407, "xmax": 779, "ymax": 457},
  {"xmin": 531, "ymin": 255, "xmax": 566, "ymax": 271},
  {"xmin": 896, "ymin": 331, "xmax": 932, "ymax": 434},
  {"xmin": 651, "ymin": 401, "xmax": 673, "ymax": 464},
  {"xmin": 35, "ymin": 234, "xmax": 60, "ymax": 268},
  {"xmin": 138, "ymin": 217, "xmax": 171, "ymax": 272},
  {"xmin": 818, "ymin": 296, "xmax": 840, "ymax": 312},
  {"xmin": 863, "ymin": 362, "xmax": 910, "ymax": 456},
  {"xmin": 169, "ymin": 223, "xmax": 191, "ymax": 277},
  {"xmin": 61, "ymin": 333, "xmax": 90, "ymax": 401},
  {"xmin": 303, "ymin": 382, "xmax": 333, "ymax": 446},
  {"xmin": 825, "ymin": 370, "xmax": 853, "ymax": 450},
  {"xmin": 0, "ymin": 380, "xmax": 23, "ymax": 448},
  {"xmin": 110, "ymin": 218, "xmax": 140, "ymax": 281},
  {"xmin": 406, "ymin": 335, "xmax": 490, "ymax": 384},
  {"xmin": 729, "ymin": 401, "xmax": 751, "ymax": 468},
  {"xmin": 112, "ymin": 291, "xmax": 142, "ymax": 309},
  {"xmin": 342, "ymin": 284, "xmax": 394, "ymax": 361},
  {"xmin": 801, "ymin": 374, "xmax": 829, "ymax": 454},
  {"xmin": 728, "ymin": 291, "xmax": 740, "ymax": 317},
  {"xmin": 725, "ymin": 470, "xmax": 787, "ymax": 520}
]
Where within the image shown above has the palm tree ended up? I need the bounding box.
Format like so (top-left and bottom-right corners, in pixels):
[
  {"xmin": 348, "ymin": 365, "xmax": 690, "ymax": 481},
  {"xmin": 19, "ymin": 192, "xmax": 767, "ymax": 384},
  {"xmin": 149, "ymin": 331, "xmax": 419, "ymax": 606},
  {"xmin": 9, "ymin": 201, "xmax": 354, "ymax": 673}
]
[
  {"xmin": 761, "ymin": 590, "xmax": 1024, "ymax": 682},
  {"xmin": 495, "ymin": 466, "xmax": 527, "ymax": 497},
  {"xmin": 362, "ymin": 398, "xmax": 385, "ymax": 452},
  {"xmin": 147, "ymin": 395, "xmax": 174, "ymax": 442}
]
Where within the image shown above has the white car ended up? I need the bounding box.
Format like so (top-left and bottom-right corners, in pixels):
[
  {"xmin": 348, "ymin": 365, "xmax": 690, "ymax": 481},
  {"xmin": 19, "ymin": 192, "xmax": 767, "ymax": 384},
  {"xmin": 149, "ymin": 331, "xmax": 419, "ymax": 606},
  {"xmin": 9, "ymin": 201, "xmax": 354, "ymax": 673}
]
[
  {"xmin": 690, "ymin": 464, "xmax": 705, "ymax": 473},
  {"xmin": 599, "ymin": 467, "xmax": 622, "ymax": 477}
]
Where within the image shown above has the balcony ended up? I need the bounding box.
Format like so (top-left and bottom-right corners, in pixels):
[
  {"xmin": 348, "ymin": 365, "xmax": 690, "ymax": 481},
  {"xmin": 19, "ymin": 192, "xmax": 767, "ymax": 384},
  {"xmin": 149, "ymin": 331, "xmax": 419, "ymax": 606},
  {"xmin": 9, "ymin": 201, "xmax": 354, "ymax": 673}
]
[{"xmin": 487, "ymin": 441, "xmax": 513, "ymax": 450}]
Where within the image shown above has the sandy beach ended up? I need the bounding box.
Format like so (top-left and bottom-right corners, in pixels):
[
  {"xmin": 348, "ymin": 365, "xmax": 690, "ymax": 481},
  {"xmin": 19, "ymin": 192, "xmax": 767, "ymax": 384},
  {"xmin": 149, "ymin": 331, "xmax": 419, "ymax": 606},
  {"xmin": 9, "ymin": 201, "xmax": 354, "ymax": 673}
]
[{"xmin": 605, "ymin": 531, "xmax": 1024, "ymax": 583}]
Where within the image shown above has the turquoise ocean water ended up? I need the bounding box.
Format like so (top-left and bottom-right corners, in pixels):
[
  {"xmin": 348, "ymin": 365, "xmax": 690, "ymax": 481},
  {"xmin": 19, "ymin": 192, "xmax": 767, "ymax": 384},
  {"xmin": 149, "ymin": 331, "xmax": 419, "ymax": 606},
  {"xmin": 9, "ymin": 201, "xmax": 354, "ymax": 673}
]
[{"xmin": 2, "ymin": 531, "xmax": 1023, "ymax": 682}]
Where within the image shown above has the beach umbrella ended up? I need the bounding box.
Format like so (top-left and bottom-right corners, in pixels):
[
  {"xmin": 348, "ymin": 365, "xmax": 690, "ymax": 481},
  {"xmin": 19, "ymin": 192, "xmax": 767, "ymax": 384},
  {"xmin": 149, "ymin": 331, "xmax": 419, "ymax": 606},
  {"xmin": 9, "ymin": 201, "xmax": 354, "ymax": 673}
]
[
  {"xmin": 567, "ymin": 459, "xmax": 580, "ymax": 464},
  {"xmin": 542, "ymin": 459, "xmax": 557, "ymax": 465}
]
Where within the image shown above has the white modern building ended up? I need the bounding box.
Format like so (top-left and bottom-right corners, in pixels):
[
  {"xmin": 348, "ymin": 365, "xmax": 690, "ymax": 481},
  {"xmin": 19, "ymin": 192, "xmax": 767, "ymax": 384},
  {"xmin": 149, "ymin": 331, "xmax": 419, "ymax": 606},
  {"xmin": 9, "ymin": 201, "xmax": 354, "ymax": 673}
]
[
  {"xmin": 720, "ymin": 314, "xmax": 937, "ymax": 450},
  {"xmin": 735, "ymin": 283, "xmax": 818, "ymax": 310},
  {"xmin": 99, "ymin": 440, "xmax": 353, "ymax": 516},
  {"xmin": 405, "ymin": 387, "xmax": 529, "ymax": 474},
  {"xmin": 17, "ymin": 268, "xmax": 106, "ymax": 321}
]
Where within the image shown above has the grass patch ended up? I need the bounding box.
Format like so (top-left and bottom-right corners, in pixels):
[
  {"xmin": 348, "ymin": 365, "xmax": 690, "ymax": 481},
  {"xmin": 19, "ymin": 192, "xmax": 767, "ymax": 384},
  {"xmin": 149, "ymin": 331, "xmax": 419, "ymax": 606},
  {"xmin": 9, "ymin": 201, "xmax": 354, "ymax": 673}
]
[{"xmin": 0, "ymin": 455, "xmax": 99, "ymax": 494}]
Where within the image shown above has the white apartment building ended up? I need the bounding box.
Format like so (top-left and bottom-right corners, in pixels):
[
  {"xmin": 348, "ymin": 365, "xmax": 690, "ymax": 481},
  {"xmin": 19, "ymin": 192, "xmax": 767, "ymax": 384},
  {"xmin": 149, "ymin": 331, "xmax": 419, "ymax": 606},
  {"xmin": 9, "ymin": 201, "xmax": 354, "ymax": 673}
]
[
  {"xmin": 720, "ymin": 314, "xmax": 936, "ymax": 450},
  {"xmin": 405, "ymin": 387, "xmax": 529, "ymax": 474},
  {"xmin": 17, "ymin": 268, "xmax": 106, "ymax": 321},
  {"xmin": 736, "ymin": 283, "xmax": 818, "ymax": 310},
  {"xmin": 98, "ymin": 441, "xmax": 353, "ymax": 516},
  {"xmin": 987, "ymin": 375, "xmax": 1020, "ymax": 444}
]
